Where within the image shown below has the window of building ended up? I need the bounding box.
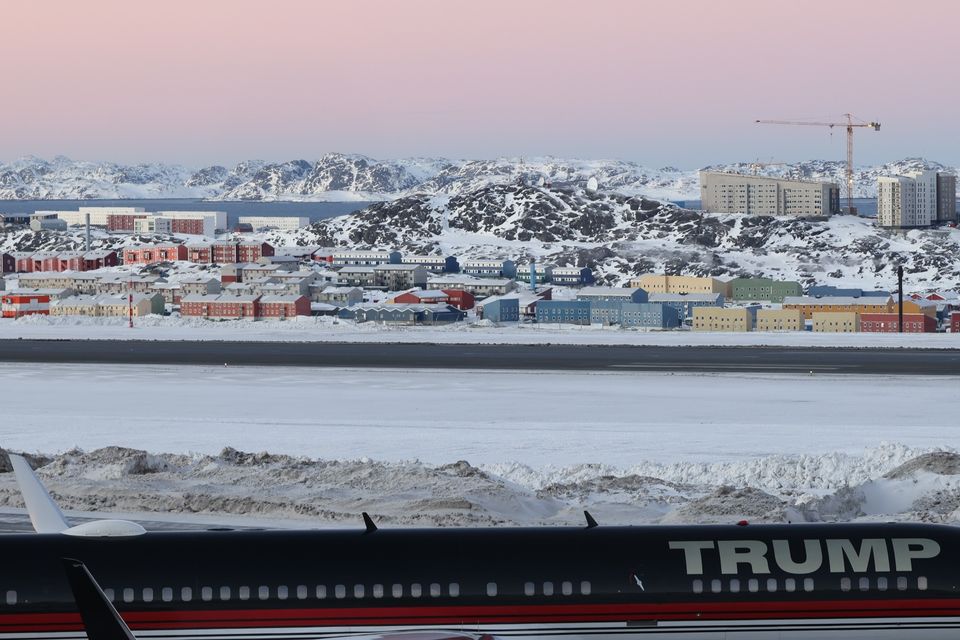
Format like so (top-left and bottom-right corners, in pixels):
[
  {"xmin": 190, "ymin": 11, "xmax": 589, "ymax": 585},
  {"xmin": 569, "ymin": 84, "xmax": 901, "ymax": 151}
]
[
  {"xmin": 766, "ymin": 579, "xmax": 777, "ymax": 592},
  {"xmin": 877, "ymin": 577, "xmax": 888, "ymax": 591},
  {"xmin": 104, "ymin": 588, "xmax": 115, "ymax": 602},
  {"xmin": 142, "ymin": 588, "xmax": 154, "ymax": 603},
  {"xmin": 859, "ymin": 577, "xmax": 869, "ymax": 591},
  {"xmin": 729, "ymin": 579, "xmax": 740, "ymax": 593},
  {"xmin": 840, "ymin": 578, "xmax": 851, "ymax": 592}
]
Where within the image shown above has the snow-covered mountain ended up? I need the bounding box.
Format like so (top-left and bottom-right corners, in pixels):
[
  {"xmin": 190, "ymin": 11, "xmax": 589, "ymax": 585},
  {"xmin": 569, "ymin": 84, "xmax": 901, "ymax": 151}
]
[{"xmin": 1, "ymin": 155, "xmax": 955, "ymax": 202}]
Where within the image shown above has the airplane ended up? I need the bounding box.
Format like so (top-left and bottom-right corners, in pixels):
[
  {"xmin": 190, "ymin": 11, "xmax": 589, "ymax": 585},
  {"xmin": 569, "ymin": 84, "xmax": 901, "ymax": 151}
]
[{"xmin": 3, "ymin": 453, "xmax": 960, "ymax": 640}]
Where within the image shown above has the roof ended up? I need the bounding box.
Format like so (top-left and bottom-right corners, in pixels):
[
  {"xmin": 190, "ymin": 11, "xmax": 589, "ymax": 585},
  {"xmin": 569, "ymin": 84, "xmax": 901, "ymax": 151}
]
[
  {"xmin": 649, "ymin": 293, "xmax": 723, "ymax": 303},
  {"xmin": 260, "ymin": 295, "xmax": 308, "ymax": 303},
  {"xmin": 5, "ymin": 288, "xmax": 73, "ymax": 296},
  {"xmin": 373, "ymin": 264, "xmax": 422, "ymax": 271},
  {"xmin": 577, "ymin": 286, "xmax": 638, "ymax": 297},
  {"xmin": 394, "ymin": 289, "xmax": 449, "ymax": 300},
  {"xmin": 338, "ymin": 266, "xmax": 376, "ymax": 273},
  {"xmin": 318, "ymin": 286, "xmax": 361, "ymax": 294},
  {"xmin": 349, "ymin": 303, "xmax": 459, "ymax": 313},
  {"xmin": 783, "ymin": 296, "xmax": 891, "ymax": 306},
  {"xmin": 428, "ymin": 275, "xmax": 511, "ymax": 285}
]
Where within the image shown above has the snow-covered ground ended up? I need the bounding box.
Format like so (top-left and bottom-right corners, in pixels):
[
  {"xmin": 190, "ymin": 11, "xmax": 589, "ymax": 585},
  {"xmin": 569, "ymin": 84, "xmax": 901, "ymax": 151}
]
[
  {"xmin": 2, "ymin": 363, "xmax": 959, "ymax": 526},
  {"xmin": 1, "ymin": 313, "xmax": 959, "ymax": 347}
]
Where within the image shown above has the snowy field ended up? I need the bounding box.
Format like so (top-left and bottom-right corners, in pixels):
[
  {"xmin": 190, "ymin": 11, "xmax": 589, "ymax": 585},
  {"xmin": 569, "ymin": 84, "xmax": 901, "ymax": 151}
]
[
  {"xmin": 2, "ymin": 314, "xmax": 960, "ymax": 348},
  {"xmin": 2, "ymin": 363, "xmax": 960, "ymax": 527}
]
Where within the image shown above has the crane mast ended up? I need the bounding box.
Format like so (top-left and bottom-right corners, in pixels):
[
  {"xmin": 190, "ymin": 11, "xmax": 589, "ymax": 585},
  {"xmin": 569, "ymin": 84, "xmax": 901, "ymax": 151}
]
[{"xmin": 755, "ymin": 114, "xmax": 881, "ymax": 214}]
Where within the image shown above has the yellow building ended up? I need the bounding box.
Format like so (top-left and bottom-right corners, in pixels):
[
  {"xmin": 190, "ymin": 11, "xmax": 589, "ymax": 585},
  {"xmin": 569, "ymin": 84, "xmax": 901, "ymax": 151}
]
[
  {"xmin": 893, "ymin": 299, "xmax": 938, "ymax": 318},
  {"xmin": 783, "ymin": 296, "xmax": 892, "ymax": 320},
  {"xmin": 812, "ymin": 311, "xmax": 860, "ymax": 333},
  {"xmin": 693, "ymin": 307, "xmax": 753, "ymax": 332},
  {"xmin": 630, "ymin": 274, "xmax": 730, "ymax": 297},
  {"xmin": 756, "ymin": 308, "xmax": 805, "ymax": 332}
]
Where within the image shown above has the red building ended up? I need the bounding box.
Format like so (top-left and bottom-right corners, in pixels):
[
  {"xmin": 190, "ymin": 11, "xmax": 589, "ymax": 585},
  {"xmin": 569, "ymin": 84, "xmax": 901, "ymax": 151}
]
[
  {"xmin": 83, "ymin": 250, "xmax": 119, "ymax": 270},
  {"xmin": 238, "ymin": 242, "xmax": 275, "ymax": 263},
  {"xmin": 32, "ymin": 252, "xmax": 60, "ymax": 272},
  {"xmin": 312, "ymin": 248, "xmax": 336, "ymax": 264},
  {"xmin": 860, "ymin": 313, "xmax": 937, "ymax": 333},
  {"xmin": 392, "ymin": 289, "xmax": 450, "ymax": 305},
  {"xmin": 1, "ymin": 292, "xmax": 50, "ymax": 318},
  {"xmin": 1, "ymin": 252, "xmax": 13, "ymax": 274},
  {"xmin": 952, "ymin": 311, "xmax": 960, "ymax": 334},
  {"xmin": 13, "ymin": 252, "xmax": 34, "ymax": 273},
  {"xmin": 57, "ymin": 252, "xmax": 86, "ymax": 272},
  {"xmin": 186, "ymin": 244, "xmax": 213, "ymax": 264},
  {"xmin": 212, "ymin": 241, "xmax": 239, "ymax": 264},
  {"xmin": 123, "ymin": 244, "xmax": 188, "ymax": 265},
  {"xmin": 180, "ymin": 294, "xmax": 260, "ymax": 320},
  {"xmin": 107, "ymin": 213, "xmax": 150, "ymax": 232},
  {"xmin": 257, "ymin": 295, "xmax": 310, "ymax": 319},
  {"xmin": 442, "ymin": 288, "xmax": 475, "ymax": 310},
  {"xmin": 169, "ymin": 218, "xmax": 205, "ymax": 235}
]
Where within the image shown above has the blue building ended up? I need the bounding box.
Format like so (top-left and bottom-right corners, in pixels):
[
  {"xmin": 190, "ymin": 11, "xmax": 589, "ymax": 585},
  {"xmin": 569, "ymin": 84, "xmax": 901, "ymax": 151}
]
[
  {"xmin": 535, "ymin": 300, "xmax": 591, "ymax": 325},
  {"xmin": 477, "ymin": 296, "xmax": 520, "ymax": 323},
  {"xmin": 461, "ymin": 259, "xmax": 517, "ymax": 279},
  {"xmin": 551, "ymin": 267, "xmax": 595, "ymax": 285},
  {"xmin": 648, "ymin": 293, "xmax": 724, "ymax": 319},
  {"xmin": 590, "ymin": 300, "xmax": 682, "ymax": 328}
]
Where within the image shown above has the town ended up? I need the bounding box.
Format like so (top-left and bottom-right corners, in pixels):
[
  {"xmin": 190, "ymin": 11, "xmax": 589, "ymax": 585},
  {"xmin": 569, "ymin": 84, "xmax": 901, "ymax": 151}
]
[{"xmin": 1, "ymin": 203, "xmax": 958, "ymax": 334}]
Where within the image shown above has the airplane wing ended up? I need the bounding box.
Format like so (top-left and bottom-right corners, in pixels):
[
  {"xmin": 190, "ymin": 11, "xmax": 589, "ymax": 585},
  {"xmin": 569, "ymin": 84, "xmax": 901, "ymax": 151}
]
[
  {"xmin": 9, "ymin": 454, "xmax": 70, "ymax": 533},
  {"xmin": 61, "ymin": 558, "xmax": 136, "ymax": 640}
]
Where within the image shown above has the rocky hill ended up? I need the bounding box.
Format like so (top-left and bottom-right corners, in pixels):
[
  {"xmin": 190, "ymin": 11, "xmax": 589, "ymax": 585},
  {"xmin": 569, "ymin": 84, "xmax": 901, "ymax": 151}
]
[
  {"xmin": 1, "ymin": 155, "xmax": 955, "ymax": 202},
  {"xmin": 262, "ymin": 183, "xmax": 960, "ymax": 292}
]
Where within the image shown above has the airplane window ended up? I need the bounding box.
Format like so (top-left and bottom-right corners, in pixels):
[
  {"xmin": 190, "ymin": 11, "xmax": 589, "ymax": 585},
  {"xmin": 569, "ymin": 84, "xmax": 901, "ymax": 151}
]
[
  {"xmin": 143, "ymin": 588, "xmax": 154, "ymax": 603},
  {"xmin": 692, "ymin": 580, "xmax": 703, "ymax": 594},
  {"xmin": 354, "ymin": 585, "xmax": 364, "ymax": 598},
  {"xmin": 918, "ymin": 577, "xmax": 928, "ymax": 591},
  {"xmin": 711, "ymin": 579, "xmax": 722, "ymax": 593},
  {"xmin": 373, "ymin": 584, "xmax": 384, "ymax": 599},
  {"xmin": 785, "ymin": 579, "xmax": 796, "ymax": 593},
  {"xmin": 220, "ymin": 587, "xmax": 231, "ymax": 601},
  {"xmin": 296, "ymin": 585, "xmax": 307, "ymax": 600},
  {"xmin": 239, "ymin": 586, "xmax": 250, "ymax": 600},
  {"xmin": 877, "ymin": 577, "xmax": 888, "ymax": 591},
  {"xmin": 859, "ymin": 577, "xmax": 869, "ymax": 591},
  {"xmin": 201, "ymin": 587, "xmax": 213, "ymax": 601},
  {"xmin": 335, "ymin": 585, "xmax": 346, "ymax": 599},
  {"xmin": 104, "ymin": 588, "xmax": 115, "ymax": 602},
  {"xmin": 411, "ymin": 584, "xmax": 422, "ymax": 598},
  {"xmin": 543, "ymin": 582, "xmax": 554, "ymax": 596},
  {"xmin": 181, "ymin": 587, "xmax": 192, "ymax": 602},
  {"xmin": 4, "ymin": 591, "xmax": 15, "ymax": 606},
  {"xmin": 392, "ymin": 584, "xmax": 403, "ymax": 598},
  {"xmin": 803, "ymin": 579, "xmax": 814, "ymax": 592},
  {"xmin": 729, "ymin": 579, "xmax": 740, "ymax": 593},
  {"xmin": 748, "ymin": 579, "xmax": 758, "ymax": 593},
  {"xmin": 123, "ymin": 588, "xmax": 134, "ymax": 603},
  {"xmin": 430, "ymin": 583, "xmax": 441, "ymax": 597},
  {"xmin": 840, "ymin": 578, "xmax": 851, "ymax": 592},
  {"xmin": 766, "ymin": 579, "xmax": 777, "ymax": 592},
  {"xmin": 449, "ymin": 583, "xmax": 460, "ymax": 597},
  {"xmin": 486, "ymin": 583, "xmax": 497, "ymax": 597},
  {"xmin": 897, "ymin": 577, "xmax": 908, "ymax": 591},
  {"xmin": 316, "ymin": 586, "xmax": 327, "ymax": 599},
  {"xmin": 524, "ymin": 582, "xmax": 535, "ymax": 596},
  {"xmin": 562, "ymin": 581, "xmax": 573, "ymax": 596},
  {"xmin": 278, "ymin": 586, "xmax": 289, "ymax": 600},
  {"xmin": 580, "ymin": 581, "xmax": 591, "ymax": 595},
  {"xmin": 161, "ymin": 588, "xmax": 173, "ymax": 602},
  {"xmin": 258, "ymin": 586, "xmax": 269, "ymax": 600}
]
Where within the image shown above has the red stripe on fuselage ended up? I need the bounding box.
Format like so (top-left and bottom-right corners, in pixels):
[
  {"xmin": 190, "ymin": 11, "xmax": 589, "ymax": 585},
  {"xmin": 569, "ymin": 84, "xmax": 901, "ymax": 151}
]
[{"xmin": 2, "ymin": 599, "xmax": 960, "ymax": 632}]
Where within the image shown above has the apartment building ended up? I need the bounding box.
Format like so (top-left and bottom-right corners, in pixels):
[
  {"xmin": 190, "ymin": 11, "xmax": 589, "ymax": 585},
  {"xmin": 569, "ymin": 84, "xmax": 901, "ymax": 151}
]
[
  {"xmin": 756, "ymin": 308, "xmax": 805, "ymax": 332},
  {"xmin": 812, "ymin": 311, "xmax": 860, "ymax": 332},
  {"xmin": 692, "ymin": 307, "xmax": 753, "ymax": 332},
  {"xmin": 783, "ymin": 295, "xmax": 893, "ymax": 320},
  {"xmin": 878, "ymin": 170, "xmax": 956, "ymax": 228},
  {"xmin": 630, "ymin": 275, "xmax": 729, "ymax": 296},
  {"xmin": 700, "ymin": 171, "xmax": 840, "ymax": 217},
  {"xmin": 238, "ymin": 216, "xmax": 310, "ymax": 231},
  {"xmin": 730, "ymin": 277, "xmax": 802, "ymax": 303}
]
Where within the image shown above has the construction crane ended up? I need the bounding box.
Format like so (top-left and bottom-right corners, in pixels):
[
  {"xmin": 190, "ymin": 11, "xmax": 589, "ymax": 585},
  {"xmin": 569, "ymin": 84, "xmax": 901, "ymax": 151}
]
[{"xmin": 755, "ymin": 113, "xmax": 880, "ymax": 214}]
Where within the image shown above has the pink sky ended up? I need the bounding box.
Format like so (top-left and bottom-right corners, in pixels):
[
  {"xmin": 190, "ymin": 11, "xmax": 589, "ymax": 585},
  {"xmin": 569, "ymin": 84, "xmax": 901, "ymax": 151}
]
[{"xmin": 1, "ymin": 0, "xmax": 957, "ymax": 167}]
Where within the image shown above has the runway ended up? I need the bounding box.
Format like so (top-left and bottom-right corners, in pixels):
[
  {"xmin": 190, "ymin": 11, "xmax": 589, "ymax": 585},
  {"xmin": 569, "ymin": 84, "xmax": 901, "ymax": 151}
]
[{"xmin": 1, "ymin": 339, "xmax": 959, "ymax": 374}]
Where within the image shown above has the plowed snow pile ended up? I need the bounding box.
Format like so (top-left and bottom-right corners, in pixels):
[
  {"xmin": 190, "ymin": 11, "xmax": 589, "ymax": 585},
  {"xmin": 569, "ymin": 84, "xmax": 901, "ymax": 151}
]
[{"xmin": 3, "ymin": 445, "xmax": 960, "ymax": 527}]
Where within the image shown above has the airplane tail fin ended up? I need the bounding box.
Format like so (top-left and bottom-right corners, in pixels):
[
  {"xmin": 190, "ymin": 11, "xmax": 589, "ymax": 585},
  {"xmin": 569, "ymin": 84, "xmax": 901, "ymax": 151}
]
[
  {"xmin": 9, "ymin": 454, "xmax": 70, "ymax": 533},
  {"xmin": 62, "ymin": 558, "xmax": 137, "ymax": 640}
]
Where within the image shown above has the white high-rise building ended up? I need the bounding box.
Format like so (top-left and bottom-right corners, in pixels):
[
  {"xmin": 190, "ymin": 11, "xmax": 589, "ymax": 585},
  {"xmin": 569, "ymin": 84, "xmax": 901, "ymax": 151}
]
[{"xmin": 877, "ymin": 170, "xmax": 950, "ymax": 228}]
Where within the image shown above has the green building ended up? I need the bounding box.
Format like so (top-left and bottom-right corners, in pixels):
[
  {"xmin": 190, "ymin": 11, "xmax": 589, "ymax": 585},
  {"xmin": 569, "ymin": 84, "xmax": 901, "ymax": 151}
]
[{"xmin": 730, "ymin": 277, "xmax": 802, "ymax": 303}]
